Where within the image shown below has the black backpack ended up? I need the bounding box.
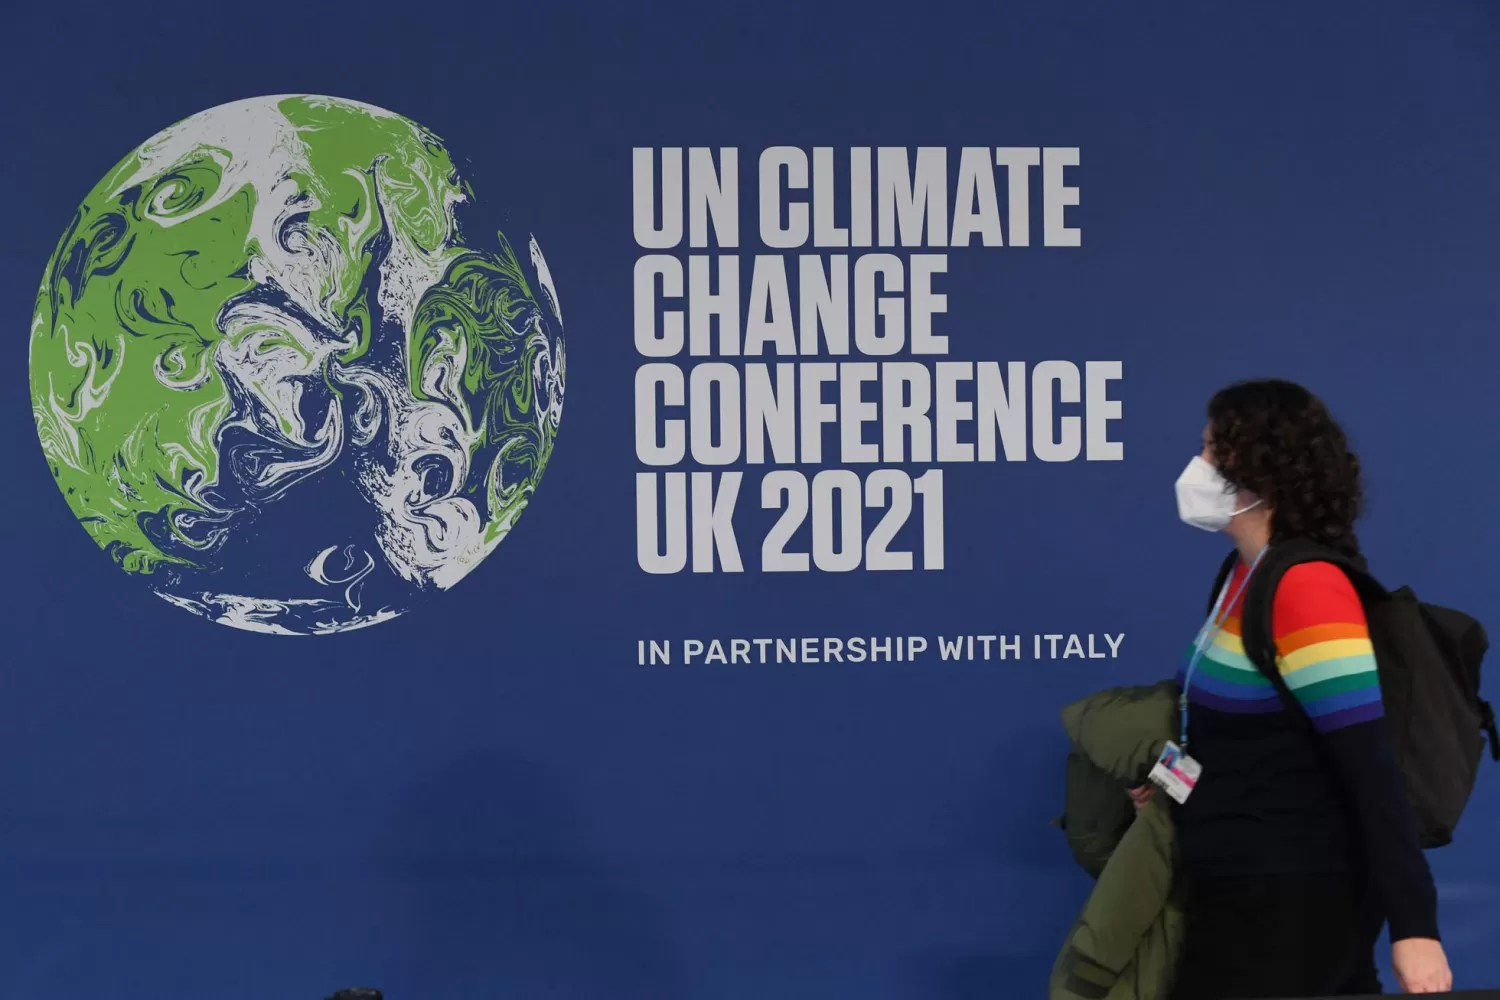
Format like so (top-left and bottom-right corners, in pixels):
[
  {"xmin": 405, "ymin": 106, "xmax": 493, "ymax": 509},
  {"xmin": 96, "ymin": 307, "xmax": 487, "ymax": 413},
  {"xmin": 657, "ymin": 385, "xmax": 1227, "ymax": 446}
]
[{"xmin": 1211, "ymin": 539, "xmax": 1499, "ymax": 848}]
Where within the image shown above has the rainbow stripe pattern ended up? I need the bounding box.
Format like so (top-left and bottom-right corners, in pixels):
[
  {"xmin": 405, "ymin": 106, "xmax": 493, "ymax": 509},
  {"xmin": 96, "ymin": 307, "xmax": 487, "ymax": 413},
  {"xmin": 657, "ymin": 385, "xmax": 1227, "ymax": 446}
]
[{"xmin": 1179, "ymin": 561, "xmax": 1385, "ymax": 733}]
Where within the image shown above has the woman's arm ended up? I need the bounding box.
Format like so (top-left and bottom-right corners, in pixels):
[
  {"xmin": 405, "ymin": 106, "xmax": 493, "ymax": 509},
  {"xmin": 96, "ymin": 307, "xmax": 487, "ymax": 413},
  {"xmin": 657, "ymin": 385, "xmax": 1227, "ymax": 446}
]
[{"xmin": 1270, "ymin": 561, "xmax": 1439, "ymax": 943}]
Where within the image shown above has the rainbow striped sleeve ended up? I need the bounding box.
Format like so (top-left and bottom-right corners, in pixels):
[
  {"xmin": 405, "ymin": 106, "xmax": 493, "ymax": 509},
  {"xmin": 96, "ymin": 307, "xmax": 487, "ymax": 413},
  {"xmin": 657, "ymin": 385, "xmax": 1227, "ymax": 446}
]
[{"xmin": 1272, "ymin": 562, "xmax": 1384, "ymax": 732}]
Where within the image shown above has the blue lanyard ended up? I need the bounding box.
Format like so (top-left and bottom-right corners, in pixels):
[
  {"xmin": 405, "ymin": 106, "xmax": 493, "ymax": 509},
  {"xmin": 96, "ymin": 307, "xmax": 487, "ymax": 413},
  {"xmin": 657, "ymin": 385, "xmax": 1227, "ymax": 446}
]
[{"xmin": 1179, "ymin": 546, "xmax": 1268, "ymax": 747}]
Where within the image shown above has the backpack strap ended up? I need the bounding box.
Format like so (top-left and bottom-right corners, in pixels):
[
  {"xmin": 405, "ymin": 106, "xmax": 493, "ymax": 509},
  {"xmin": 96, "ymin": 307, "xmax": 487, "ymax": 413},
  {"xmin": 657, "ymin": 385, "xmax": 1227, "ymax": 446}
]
[
  {"xmin": 1238, "ymin": 539, "xmax": 1388, "ymax": 724},
  {"xmin": 1207, "ymin": 548, "xmax": 1239, "ymax": 616},
  {"xmin": 1483, "ymin": 701, "xmax": 1500, "ymax": 764}
]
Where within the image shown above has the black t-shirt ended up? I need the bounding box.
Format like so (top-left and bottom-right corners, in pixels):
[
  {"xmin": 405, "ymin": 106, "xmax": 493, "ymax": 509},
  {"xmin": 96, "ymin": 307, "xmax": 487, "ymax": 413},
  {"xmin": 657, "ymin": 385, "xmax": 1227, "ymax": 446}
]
[{"xmin": 1173, "ymin": 559, "xmax": 1439, "ymax": 942}]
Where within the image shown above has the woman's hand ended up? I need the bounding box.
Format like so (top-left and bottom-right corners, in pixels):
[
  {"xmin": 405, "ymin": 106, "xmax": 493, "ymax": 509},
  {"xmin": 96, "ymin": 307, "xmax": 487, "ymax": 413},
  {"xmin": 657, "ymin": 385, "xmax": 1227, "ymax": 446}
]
[
  {"xmin": 1392, "ymin": 937, "xmax": 1452, "ymax": 993},
  {"xmin": 1126, "ymin": 784, "xmax": 1155, "ymax": 812}
]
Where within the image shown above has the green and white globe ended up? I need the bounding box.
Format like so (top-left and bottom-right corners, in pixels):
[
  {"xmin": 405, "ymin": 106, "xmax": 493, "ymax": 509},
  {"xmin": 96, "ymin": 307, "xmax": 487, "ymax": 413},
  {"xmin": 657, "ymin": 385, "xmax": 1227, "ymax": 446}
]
[{"xmin": 29, "ymin": 95, "xmax": 565, "ymax": 634}]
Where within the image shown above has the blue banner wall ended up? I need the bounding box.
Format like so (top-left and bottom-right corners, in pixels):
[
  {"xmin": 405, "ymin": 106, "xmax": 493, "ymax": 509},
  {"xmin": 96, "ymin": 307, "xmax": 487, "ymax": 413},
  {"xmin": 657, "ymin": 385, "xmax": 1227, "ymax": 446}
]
[{"xmin": 2, "ymin": 3, "xmax": 1498, "ymax": 997}]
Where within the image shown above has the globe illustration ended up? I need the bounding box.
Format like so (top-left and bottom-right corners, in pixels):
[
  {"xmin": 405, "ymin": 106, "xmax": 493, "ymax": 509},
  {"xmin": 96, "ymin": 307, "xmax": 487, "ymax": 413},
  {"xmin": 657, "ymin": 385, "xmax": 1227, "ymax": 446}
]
[{"xmin": 29, "ymin": 95, "xmax": 566, "ymax": 634}]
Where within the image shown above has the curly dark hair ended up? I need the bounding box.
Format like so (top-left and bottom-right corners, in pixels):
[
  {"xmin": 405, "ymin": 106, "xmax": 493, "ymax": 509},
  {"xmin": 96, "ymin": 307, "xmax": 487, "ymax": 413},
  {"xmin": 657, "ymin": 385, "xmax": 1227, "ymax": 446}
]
[{"xmin": 1206, "ymin": 379, "xmax": 1364, "ymax": 557}]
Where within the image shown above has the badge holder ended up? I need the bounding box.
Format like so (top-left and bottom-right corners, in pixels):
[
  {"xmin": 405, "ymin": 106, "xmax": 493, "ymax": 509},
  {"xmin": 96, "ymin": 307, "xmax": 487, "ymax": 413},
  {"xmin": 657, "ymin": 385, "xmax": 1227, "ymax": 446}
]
[{"xmin": 1148, "ymin": 740, "xmax": 1202, "ymax": 804}]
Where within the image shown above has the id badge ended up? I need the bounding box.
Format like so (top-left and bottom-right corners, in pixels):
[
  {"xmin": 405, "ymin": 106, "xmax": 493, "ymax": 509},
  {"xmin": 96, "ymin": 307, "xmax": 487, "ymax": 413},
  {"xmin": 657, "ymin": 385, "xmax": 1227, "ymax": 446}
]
[{"xmin": 1148, "ymin": 740, "xmax": 1202, "ymax": 805}]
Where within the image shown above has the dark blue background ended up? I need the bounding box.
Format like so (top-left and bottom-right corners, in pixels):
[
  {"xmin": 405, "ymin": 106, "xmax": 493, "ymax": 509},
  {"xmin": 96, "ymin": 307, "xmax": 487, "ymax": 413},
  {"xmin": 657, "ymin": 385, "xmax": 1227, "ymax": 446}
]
[{"xmin": 2, "ymin": 2, "xmax": 1498, "ymax": 997}]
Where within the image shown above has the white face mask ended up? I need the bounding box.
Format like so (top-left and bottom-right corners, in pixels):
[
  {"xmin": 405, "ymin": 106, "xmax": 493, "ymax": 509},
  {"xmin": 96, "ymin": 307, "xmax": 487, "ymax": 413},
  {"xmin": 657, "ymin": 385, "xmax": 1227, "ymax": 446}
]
[{"xmin": 1175, "ymin": 456, "xmax": 1263, "ymax": 532}]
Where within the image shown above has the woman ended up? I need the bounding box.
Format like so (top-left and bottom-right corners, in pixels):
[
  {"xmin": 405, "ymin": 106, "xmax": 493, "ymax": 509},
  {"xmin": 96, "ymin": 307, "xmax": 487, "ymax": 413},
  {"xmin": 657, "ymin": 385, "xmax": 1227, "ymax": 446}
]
[{"xmin": 1155, "ymin": 379, "xmax": 1452, "ymax": 998}]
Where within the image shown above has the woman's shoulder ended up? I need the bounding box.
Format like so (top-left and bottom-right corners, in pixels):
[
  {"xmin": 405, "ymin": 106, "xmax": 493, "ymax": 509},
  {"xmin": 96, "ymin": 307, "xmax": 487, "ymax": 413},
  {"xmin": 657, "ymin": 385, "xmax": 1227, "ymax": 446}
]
[
  {"xmin": 1271, "ymin": 559, "xmax": 1366, "ymax": 629},
  {"xmin": 1278, "ymin": 559, "xmax": 1356, "ymax": 590}
]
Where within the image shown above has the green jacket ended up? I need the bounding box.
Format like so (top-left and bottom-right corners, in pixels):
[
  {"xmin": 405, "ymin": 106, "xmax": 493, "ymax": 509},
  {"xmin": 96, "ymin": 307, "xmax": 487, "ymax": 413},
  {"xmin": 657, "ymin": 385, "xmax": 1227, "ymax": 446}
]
[{"xmin": 1050, "ymin": 681, "xmax": 1184, "ymax": 1000}]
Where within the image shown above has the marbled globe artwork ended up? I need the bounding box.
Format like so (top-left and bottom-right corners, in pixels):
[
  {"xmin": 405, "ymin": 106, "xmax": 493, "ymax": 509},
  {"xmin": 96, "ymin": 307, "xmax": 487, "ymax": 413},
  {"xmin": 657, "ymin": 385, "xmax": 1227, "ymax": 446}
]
[{"xmin": 29, "ymin": 95, "xmax": 566, "ymax": 634}]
